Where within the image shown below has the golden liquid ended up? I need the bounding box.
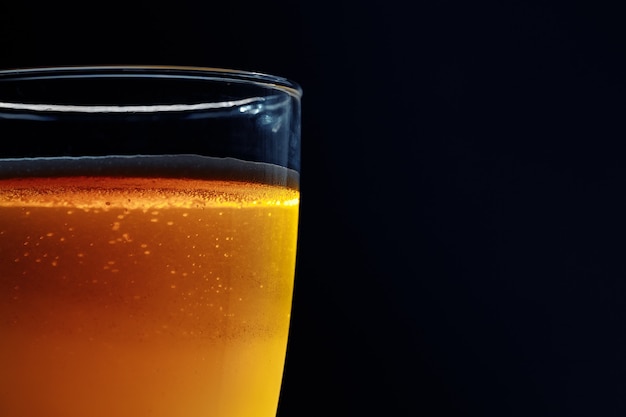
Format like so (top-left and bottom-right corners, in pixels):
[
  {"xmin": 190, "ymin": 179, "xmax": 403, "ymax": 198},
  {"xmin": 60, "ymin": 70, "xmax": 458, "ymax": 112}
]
[{"xmin": 0, "ymin": 172, "xmax": 299, "ymax": 417}]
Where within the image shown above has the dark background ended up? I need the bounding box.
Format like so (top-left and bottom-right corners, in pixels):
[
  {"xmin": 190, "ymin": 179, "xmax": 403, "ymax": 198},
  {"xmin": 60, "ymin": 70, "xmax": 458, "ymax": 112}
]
[{"xmin": 2, "ymin": 0, "xmax": 626, "ymax": 415}]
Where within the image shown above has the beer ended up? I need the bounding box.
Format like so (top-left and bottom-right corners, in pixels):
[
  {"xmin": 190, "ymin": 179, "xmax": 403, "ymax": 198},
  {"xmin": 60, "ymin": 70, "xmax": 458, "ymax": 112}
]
[{"xmin": 0, "ymin": 156, "xmax": 299, "ymax": 417}]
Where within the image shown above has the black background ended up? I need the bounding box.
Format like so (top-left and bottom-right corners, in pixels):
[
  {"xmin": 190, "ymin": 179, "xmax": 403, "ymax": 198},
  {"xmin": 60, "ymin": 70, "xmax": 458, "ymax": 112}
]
[{"xmin": 2, "ymin": 1, "xmax": 626, "ymax": 415}]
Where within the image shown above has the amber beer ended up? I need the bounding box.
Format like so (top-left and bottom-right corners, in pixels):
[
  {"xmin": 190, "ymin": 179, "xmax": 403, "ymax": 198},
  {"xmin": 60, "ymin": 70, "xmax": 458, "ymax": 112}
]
[{"xmin": 0, "ymin": 155, "xmax": 299, "ymax": 417}]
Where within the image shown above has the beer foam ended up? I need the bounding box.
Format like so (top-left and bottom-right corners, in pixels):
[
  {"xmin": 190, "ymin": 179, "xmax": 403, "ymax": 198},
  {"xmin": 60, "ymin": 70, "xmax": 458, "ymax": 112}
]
[
  {"xmin": 0, "ymin": 176, "xmax": 299, "ymax": 209},
  {"xmin": 0, "ymin": 155, "xmax": 299, "ymax": 189}
]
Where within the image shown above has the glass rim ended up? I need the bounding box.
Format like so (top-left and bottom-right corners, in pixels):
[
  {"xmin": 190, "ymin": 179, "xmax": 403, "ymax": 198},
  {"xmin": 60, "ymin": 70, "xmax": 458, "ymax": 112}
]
[{"xmin": 0, "ymin": 65, "xmax": 302, "ymax": 114}]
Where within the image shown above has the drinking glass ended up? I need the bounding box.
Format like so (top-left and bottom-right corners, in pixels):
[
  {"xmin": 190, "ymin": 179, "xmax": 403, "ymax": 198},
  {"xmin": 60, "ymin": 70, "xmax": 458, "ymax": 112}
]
[{"xmin": 0, "ymin": 66, "xmax": 301, "ymax": 417}]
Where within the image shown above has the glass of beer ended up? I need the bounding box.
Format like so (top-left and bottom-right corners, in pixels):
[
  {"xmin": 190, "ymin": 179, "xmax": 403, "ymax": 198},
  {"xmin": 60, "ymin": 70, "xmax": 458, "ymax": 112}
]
[{"xmin": 0, "ymin": 66, "xmax": 301, "ymax": 417}]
